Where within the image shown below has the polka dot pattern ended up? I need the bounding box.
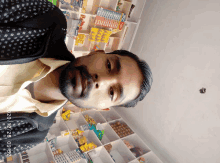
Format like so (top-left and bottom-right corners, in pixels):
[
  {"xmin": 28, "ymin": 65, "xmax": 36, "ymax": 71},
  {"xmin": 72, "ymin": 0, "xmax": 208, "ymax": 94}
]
[
  {"xmin": 0, "ymin": 120, "xmax": 37, "ymax": 160},
  {"xmin": 0, "ymin": 26, "xmax": 50, "ymax": 58},
  {"xmin": 0, "ymin": 0, "xmax": 55, "ymax": 24},
  {"xmin": 0, "ymin": 0, "xmax": 55, "ymax": 59}
]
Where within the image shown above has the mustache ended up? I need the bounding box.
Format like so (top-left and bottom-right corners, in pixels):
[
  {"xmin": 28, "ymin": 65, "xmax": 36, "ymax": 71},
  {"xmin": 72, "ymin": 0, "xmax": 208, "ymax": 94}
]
[
  {"xmin": 75, "ymin": 65, "xmax": 92, "ymax": 81},
  {"xmin": 75, "ymin": 65, "xmax": 93, "ymax": 98}
]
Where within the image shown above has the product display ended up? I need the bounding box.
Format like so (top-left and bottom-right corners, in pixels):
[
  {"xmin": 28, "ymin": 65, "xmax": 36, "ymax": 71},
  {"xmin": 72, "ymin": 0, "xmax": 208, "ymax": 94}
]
[
  {"xmin": 23, "ymin": 159, "xmax": 30, "ymax": 163},
  {"xmin": 75, "ymin": 34, "xmax": 86, "ymax": 45},
  {"xmin": 21, "ymin": 152, "xmax": 30, "ymax": 163},
  {"xmin": 104, "ymin": 144, "xmax": 112, "ymax": 153},
  {"xmin": 80, "ymin": 124, "xmax": 91, "ymax": 131},
  {"xmin": 110, "ymin": 121, "xmax": 134, "ymax": 138},
  {"xmin": 49, "ymin": 138, "xmax": 57, "ymax": 152},
  {"xmin": 62, "ymin": 10, "xmax": 71, "ymax": 20},
  {"xmin": 67, "ymin": 19, "xmax": 82, "ymax": 37},
  {"xmin": 81, "ymin": 0, "xmax": 88, "ymax": 13},
  {"xmin": 89, "ymin": 124, "xmax": 104, "ymax": 140},
  {"xmin": 79, "ymin": 136, "xmax": 87, "ymax": 145},
  {"xmin": 138, "ymin": 157, "xmax": 145, "ymax": 163},
  {"xmin": 91, "ymin": 45, "xmax": 101, "ymax": 52},
  {"xmin": 116, "ymin": 0, "xmax": 123, "ymax": 11},
  {"xmin": 61, "ymin": 110, "xmax": 71, "ymax": 121},
  {"xmin": 123, "ymin": 140, "xmax": 134, "ymax": 149},
  {"xmin": 6, "ymin": 156, "xmax": 13, "ymax": 162},
  {"xmin": 54, "ymin": 153, "xmax": 69, "ymax": 163},
  {"xmin": 130, "ymin": 147, "xmax": 143, "ymax": 157},
  {"xmin": 66, "ymin": 150, "xmax": 82, "ymax": 162},
  {"xmin": 88, "ymin": 28, "xmax": 112, "ymax": 43},
  {"xmin": 79, "ymin": 142, "xmax": 97, "ymax": 152},
  {"xmin": 72, "ymin": 0, "xmax": 83, "ymax": 8},
  {"xmin": 95, "ymin": 7, "xmax": 126, "ymax": 30},
  {"xmin": 71, "ymin": 129, "xmax": 84, "ymax": 137},
  {"xmin": 84, "ymin": 114, "xmax": 97, "ymax": 125}
]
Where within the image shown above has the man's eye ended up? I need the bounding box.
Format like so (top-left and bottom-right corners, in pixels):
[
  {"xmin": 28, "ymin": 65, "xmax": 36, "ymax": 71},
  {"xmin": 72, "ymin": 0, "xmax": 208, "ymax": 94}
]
[
  {"xmin": 107, "ymin": 59, "xmax": 111, "ymax": 72},
  {"xmin": 110, "ymin": 87, "xmax": 114, "ymax": 101}
]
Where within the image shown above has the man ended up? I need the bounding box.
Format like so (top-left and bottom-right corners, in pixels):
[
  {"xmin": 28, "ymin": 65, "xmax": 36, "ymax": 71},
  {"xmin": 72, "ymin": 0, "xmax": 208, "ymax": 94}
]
[{"xmin": 0, "ymin": 0, "xmax": 153, "ymax": 160}]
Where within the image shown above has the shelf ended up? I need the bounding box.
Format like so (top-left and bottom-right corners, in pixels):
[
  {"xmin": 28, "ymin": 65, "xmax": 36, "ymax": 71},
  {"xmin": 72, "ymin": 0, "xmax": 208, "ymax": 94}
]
[
  {"xmin": 100, "ymin": 123, "xmax": 120, "ymax": 145},
  {"xmin": 110, "ymin": 139, "xmax": 136, "ymax": 163},
  {"xmin": 83, "ymin": 130, "xmax": 102, "ymax": 148},
  {"xmin": 84, "ymin": 0, "xmax": 101, "ymax": 15},
  {"xmin": 117, "ymin": 1, "xmax": 132, "ymax": 21},
  {"xmin": 65, "ymin": 36, "xmax": 75, "ymax": 51},
  {"xmin": 104, "ymin": 37, "xmax": 120, "ymax": 52},
  {"xmin": 25, "ymin": 142, "xmax": 54, "ymax": 163},
  {"xmin": 87, "ymin": 146, "xmax": 115, "ymax": 163},
  {"xmin": 121, "ymin": 20, "xmax": 140, "ymax": 51},
  {"xmin": 82, "ymin": 110, "xmax": 107, "ymax": 124},
  {"xmin": 137, "ymin": 151, "xmax": 163, "ymax": 163},
  {"xmin": 79, "ymin": 13, "xmax": 94, "ymax": 32},
  {"xmin": 99, "ymin": 109, "xmax": 121, "ymax": 122},
  {"xmin": 64, "ymin": 112, "xmax": 88, "ymax": 130},
  {"xmin": 59, "ymin": 2, "xmax": 80, "ymax": 12},
  {"xmin": 48, "ymin": 116, "xmax": 69, "ymax": 138},
  {"xmin": 74, "ymin": 34, "xmax": 91, "ymax": 51},
  {"xmin": 128, "ymin": 159, "xmax": 140, "ymax": 163},
  {"xmin": 122, "ymin": 134, "xmax": 151, "ymax": 157},
  {"xmin": 127, "ymin": 0, "xmax": 146, "ymax": 23},
  {"xmin": 99, "ymin": 0, "xmax": 118, "ymax": 11},
  {"xmin": 55, "ymin": 135, "xmax": 79, "ymax": 153}
]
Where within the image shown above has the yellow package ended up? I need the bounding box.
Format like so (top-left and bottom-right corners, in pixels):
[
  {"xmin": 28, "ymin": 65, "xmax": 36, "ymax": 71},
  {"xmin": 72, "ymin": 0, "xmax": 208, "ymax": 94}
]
[
  {"xmin": 75, "ymin": 34, "xmax": 86, "ymax": 46},
  {"xmin": 88, "ymin": 28, "xmax": 99, "ymax": 42}
]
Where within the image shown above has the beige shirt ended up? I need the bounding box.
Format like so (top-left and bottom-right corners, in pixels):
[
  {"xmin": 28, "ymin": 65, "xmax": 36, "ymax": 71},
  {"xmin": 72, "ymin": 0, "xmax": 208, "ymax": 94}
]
[{"xmin": 0, "ymin": 58, "xmax": 71, "ymax": 117}]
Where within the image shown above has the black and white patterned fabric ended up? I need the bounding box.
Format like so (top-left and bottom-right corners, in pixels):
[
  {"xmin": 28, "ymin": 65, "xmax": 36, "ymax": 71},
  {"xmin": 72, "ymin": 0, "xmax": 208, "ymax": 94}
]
[
  {"xmin": 0, "ymin": 0, "xmax": 55, "ymax": 24},
  {"xmin": 0, "ymin": 0, "xmax": 75, "ymax": 65},
  {"xmin": 0, "ymin": 0, "xmax": 55, "ymax": 59},
  {"xmin": 0, "ymin": 120, "xmax": 38, "ymax": 159},
  {"xmin": 0, "ymin": 26, "xmax": 50, "ymax": 59}
]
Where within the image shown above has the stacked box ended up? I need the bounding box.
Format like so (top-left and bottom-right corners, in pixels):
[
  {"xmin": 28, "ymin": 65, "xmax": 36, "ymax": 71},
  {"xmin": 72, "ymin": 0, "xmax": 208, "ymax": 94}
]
[
  {"xmin": 110, "ymin": 121, "xmax": 134, "ymax": 138},
  {"xmin": 54, "ymin": 154, "xmax": 69, "ymax": 163},
  {"xmin": 66, "ymin": 150, "xmax": 81, "ymax": 162},
  {"xmin": 95, "ymin": 7, "xmax": 126, "ymax": 30}
]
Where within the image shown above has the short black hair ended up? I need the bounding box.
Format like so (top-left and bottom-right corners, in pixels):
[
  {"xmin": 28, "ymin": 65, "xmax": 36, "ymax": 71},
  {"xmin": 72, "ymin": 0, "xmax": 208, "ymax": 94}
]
[{"xmin": 107, "ymin": 50, "xmax": 153, "ymax": 107}]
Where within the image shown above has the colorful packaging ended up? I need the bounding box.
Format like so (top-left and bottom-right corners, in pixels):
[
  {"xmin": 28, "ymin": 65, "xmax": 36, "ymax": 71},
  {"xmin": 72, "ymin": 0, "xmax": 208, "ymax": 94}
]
[
  {"xmin": 80, "ymin": 124, "xmax": 91, "ymax": 131},
  {"xmin": 82, "ymin": 0, "xmax": 88, "ymax": 13},
  {"xmin": 89, "ymin": 27, "xmax": 112, "ymax": 43},
  {"xmin": 66, "ymin": 19, "xmax": 81, "ymax": 37},
  {"xmin": 75, "ymin": 34, "xmax": 86, "ymax": 45},
  {"xmin": 73, "ymin": 0, "xmax": 83, "ymax": 8},
  {"xmin": 95, "ymin": 7, "xmax": 126, "ymax": 30}
]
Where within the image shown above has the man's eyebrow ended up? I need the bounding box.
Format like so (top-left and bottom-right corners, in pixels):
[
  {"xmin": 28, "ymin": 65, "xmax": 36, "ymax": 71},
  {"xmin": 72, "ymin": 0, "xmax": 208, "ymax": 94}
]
[{"xmin": 114, "ymin": 56, "xmax": 121, "ymax": 73}]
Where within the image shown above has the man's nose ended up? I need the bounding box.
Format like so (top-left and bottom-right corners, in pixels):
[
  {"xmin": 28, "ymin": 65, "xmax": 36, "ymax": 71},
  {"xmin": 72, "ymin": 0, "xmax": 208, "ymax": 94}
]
[{"xmin": 92, "ymin": 74, "xmax": 117, "ymax": 89}]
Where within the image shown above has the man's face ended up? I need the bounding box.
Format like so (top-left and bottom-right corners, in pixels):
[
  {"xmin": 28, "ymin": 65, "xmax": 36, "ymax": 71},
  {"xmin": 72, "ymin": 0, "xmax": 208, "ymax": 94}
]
[{"xmin": 59, "ymin": 50, "xmax": 143, "ymax": 109}]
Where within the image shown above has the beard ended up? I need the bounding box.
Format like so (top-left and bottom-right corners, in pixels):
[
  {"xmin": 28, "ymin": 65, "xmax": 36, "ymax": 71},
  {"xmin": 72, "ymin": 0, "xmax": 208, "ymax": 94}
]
[{"xmin": 59, "ymin": 62, "xmax": 93, "ymax": 108}]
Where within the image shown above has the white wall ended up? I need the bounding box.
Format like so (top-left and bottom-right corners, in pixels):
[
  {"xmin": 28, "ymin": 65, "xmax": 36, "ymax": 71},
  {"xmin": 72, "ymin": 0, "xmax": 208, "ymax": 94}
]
[{"xmin": 114, "ymin": 0, "xmax": 220, "ymax": 163}]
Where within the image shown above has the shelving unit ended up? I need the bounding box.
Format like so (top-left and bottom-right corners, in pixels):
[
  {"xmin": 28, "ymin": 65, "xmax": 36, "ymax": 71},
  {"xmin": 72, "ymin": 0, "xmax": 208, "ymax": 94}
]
[
  {"xmin": 60, "ymin": 0, "xmax": 146, "ymax": 58},
  {"xmin": 11, "ymin": 108, "xmax": 162, "ymax": 163}
]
